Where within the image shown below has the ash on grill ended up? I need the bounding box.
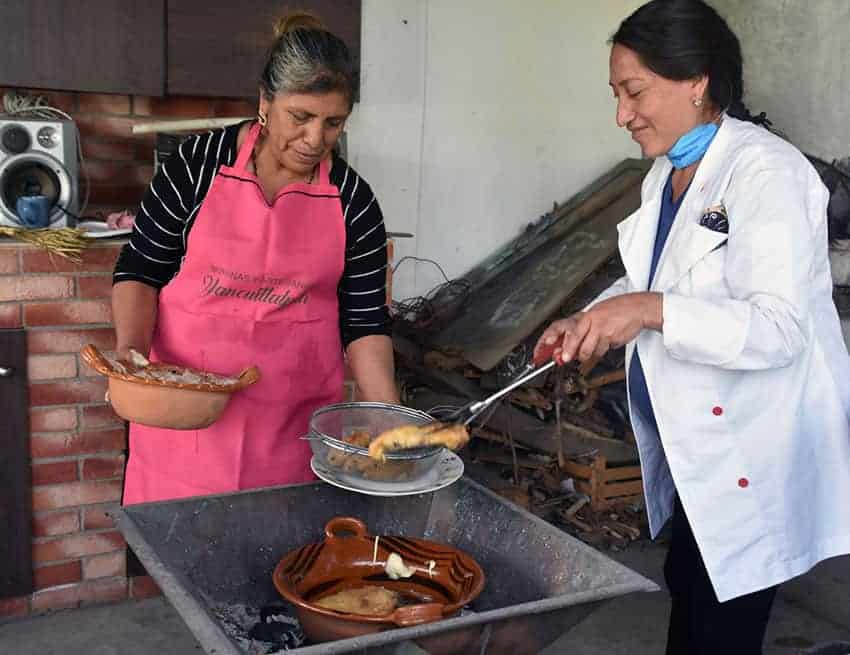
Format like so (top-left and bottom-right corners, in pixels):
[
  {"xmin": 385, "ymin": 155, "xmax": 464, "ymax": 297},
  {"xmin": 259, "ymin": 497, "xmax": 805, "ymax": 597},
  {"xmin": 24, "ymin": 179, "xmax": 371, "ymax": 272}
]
[
  {"xmin": 210, "ymin": 601, "xmax": 304, "ymax": 653},
  {"xmin": 208, "ymin": 599, "xmax": 480, "ymax": 652}
]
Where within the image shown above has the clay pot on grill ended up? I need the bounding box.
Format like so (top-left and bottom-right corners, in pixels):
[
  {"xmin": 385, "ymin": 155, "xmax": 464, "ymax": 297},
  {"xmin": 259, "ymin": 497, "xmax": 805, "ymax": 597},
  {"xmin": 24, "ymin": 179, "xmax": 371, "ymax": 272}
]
[
  {"xmin": 273, "ymin": 516, "xmax": 485, "ymax": 644},
  {"xmin": 79, "ymin": 344, "xmax": 260, "ymax": 430}
]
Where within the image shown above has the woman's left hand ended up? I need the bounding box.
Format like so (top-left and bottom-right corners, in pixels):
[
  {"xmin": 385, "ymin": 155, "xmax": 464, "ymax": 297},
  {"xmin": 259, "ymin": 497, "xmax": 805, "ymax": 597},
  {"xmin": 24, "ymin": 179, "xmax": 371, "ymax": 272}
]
[{"xmin": 537, "ymin": 292, "xmax": 663, "ymax": 365}]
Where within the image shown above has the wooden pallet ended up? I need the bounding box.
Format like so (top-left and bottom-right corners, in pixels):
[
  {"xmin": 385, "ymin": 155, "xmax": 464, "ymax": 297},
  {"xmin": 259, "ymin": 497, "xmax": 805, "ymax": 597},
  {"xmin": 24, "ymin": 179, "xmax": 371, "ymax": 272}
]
[{"xmin": 561, "ymin": 454, "xmax": 643, "ymax": 511}]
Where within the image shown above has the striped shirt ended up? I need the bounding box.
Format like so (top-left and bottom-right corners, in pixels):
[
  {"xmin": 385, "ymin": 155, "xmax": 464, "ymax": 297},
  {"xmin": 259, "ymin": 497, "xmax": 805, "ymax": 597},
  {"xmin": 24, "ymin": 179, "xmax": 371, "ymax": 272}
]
[{"xmin": 113, "ymin": 122, "xmax": 391, "ymax": 347}]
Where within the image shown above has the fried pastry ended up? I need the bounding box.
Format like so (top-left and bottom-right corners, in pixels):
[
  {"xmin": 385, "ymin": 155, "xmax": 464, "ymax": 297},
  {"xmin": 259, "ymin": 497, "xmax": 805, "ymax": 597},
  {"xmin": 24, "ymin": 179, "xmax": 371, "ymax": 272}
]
[
  {"xmin": 325, "ymin": 447, "xmax": 417, "ymax": 481},
  {"xmin": 342, "ymin": 429, "xmax": 372, "ymax": 448},
  {"xmin": 368, "ymin": 422, "xmax": 469, "ymax": 461},
  {"xmin": 314, "ymin": 585, "xmax": 399, "ymax": 616}
]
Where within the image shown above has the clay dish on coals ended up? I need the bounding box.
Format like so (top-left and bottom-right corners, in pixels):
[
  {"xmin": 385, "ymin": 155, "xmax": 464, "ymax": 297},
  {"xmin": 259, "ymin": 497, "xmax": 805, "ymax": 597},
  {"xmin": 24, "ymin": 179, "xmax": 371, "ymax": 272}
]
[{"xmin": 273, "ymin": 516, "xmax": 485, "ymax": 644}]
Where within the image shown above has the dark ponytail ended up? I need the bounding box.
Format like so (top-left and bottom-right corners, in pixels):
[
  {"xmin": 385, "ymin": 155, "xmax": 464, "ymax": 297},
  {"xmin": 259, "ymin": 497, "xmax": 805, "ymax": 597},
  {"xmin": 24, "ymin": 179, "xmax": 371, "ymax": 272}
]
[
  {"xmin": 611, "ymin": 0, "xmax": 770, "ymax": 127},
  {"xmin": 728, "ymin": 99, "xmax": 772, "ymax": 128}
]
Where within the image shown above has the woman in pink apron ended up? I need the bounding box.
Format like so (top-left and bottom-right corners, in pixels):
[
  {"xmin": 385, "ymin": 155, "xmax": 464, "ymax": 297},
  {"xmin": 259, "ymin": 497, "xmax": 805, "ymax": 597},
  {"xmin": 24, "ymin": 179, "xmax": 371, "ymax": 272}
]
[{"xmin": 112, "ymin": 13, "xmax": 398, "ymax": 504}]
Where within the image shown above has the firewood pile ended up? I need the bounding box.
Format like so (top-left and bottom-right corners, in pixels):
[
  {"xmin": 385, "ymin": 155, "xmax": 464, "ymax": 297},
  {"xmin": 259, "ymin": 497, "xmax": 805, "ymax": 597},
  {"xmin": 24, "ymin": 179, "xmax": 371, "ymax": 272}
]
[
  {"xmin": 464, "ymin": 425, "xmax": 646, "ymax": 551},
  {"xmin": 388, "ymin": 163, "xmax": 657, "ymax": 550},
  {"xmin": 395, "ymin": 340, "xmax": 648, "ymax": 551},
  {"xmin": 391, "ymin": 274, "xmax": 651, "ymax": 549}
]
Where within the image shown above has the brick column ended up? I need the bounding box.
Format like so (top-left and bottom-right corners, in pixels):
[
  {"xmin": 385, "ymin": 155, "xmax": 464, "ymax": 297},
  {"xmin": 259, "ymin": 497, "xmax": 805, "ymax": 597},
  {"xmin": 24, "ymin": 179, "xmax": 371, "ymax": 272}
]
[{"xmin": 0, "ymin": 241, "xmax": 133, "ymax": 615}]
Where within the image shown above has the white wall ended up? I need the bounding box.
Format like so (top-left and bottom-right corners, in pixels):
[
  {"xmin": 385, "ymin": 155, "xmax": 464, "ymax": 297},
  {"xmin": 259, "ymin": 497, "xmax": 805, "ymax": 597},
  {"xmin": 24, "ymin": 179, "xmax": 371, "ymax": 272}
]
[
  {"xmin": 712, "ymin": 0, "xmax": 850, "ymax": 162},
  {"xmin": 347, "ymin": 1, "xmax": 642, "ymax": 300}
]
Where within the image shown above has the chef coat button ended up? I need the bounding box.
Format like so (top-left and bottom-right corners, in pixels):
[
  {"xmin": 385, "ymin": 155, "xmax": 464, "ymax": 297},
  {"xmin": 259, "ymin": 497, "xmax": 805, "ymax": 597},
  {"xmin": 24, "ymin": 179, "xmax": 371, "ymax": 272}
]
[
  {"xmin": 712, "ymin": 406, "xmax": 723, "ymax": 416},
  {"xmin": 738, "ymin": 478, "xmax": 749, "ymax": 488}
]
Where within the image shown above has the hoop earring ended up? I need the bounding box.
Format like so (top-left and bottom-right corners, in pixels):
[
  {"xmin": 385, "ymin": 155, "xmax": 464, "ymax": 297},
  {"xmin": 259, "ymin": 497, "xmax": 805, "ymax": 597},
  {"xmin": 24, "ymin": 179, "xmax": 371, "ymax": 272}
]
[{"xmin": 257, "ymin": 112, "xmax": 267, "ymax": 126}]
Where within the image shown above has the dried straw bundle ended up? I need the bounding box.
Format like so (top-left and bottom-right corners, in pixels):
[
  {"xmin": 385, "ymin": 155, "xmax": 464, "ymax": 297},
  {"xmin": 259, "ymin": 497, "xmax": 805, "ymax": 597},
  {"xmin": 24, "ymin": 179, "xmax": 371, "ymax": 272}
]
[{"xmin": 0, "ymin": 226, "xmax": 88, "ymax": 263}]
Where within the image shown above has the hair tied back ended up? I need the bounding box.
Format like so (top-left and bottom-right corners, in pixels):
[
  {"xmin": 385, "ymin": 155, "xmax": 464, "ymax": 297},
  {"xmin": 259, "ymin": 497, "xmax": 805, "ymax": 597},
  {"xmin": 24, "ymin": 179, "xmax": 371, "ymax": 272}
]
[{"xmin": 274, "ymin": 11, "xmax": 325, "ymax": 38}]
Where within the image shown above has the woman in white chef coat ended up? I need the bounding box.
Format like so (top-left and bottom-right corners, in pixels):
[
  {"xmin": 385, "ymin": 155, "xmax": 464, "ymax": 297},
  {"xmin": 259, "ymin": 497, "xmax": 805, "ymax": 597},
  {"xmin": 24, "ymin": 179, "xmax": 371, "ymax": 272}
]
[{"xmin": 535, "ymin": 1, "xmax": 850, "ymax": 652}]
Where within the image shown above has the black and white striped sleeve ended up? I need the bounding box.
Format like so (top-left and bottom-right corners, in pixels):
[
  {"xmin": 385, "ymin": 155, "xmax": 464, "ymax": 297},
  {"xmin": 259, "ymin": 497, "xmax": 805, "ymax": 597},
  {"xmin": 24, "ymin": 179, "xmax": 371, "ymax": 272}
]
[
  {"xmin": 334, "ymin": 158, "xmax": 392, "ymax": 347},
  {"xmin": 113, "ymin": 127, "xmax": 238, "ymax": 288}
]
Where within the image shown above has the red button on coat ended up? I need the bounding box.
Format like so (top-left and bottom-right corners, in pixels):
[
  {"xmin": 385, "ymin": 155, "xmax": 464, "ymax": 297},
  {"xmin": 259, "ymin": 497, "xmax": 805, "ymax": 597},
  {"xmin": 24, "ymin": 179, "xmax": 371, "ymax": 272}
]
[
  {"xmin": 712, "ymin": 406, "xmax": 723, "ymax": 416},
  {"xmin": 738, "ymin": 478, "xmax": 749, "ymax": 488}
]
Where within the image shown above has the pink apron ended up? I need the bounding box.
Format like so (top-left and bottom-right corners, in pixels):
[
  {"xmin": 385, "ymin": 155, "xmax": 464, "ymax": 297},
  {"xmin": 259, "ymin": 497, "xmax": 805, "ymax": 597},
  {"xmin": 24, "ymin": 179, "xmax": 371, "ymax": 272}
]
[{"xmin": 123, "ymin": 123, "xmax": 345, "ymax": 504}]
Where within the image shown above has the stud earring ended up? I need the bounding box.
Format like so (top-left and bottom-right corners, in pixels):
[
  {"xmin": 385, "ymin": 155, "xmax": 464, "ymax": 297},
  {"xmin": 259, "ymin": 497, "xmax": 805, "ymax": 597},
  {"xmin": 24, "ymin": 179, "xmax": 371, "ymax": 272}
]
[{"xmin": 693, "ymin": 98, "xmax": 704, "ymax": 108}]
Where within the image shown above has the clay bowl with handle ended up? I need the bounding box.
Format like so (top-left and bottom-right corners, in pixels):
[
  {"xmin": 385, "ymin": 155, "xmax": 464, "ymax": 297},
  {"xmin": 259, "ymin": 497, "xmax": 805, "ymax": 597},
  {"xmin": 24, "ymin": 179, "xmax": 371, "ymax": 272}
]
[
  {"xmin": 273, "ymin": 516, "xmax": 485, "ymax": 644},
  {"xmin": 79, "ymin": 344, "xmax": 260, "ymax": 430}
]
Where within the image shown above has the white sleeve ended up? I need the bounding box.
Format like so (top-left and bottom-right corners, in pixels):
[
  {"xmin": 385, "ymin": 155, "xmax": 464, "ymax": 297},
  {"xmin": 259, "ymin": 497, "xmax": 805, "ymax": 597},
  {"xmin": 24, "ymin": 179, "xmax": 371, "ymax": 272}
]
[
  {"xmin": 662, "ymin": 166, "xmax": 822, "ymax": 369},
  {"xmin": 583, "ymin": 275, "xmax": 631, "ymax": 311}
]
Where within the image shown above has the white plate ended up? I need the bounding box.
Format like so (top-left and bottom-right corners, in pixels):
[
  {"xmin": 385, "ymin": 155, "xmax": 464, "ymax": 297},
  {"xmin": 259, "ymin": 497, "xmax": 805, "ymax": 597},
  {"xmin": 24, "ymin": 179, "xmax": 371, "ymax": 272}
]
[
  {"xmin": 78, "ymin": 220, "xmax": 132, "ymax": 239},
  {"xmin": 311, "ymin": 451, "xmax": 464, "ymax": 497}
]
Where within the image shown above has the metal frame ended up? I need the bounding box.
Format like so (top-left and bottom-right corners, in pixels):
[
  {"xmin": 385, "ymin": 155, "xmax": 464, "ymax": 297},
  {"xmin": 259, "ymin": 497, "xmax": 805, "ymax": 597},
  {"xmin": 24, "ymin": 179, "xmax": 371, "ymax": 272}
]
[{"xmin": 114, "ymin": 477, "xmax": 658, "ymax": 655}]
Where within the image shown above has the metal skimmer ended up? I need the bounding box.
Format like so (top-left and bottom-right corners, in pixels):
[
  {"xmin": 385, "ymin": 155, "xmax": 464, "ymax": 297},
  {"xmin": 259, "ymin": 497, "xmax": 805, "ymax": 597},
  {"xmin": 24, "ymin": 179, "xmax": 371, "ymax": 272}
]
[{"xmin": 443, "ymin": 360, "xmax": 556, "ymax": 425}]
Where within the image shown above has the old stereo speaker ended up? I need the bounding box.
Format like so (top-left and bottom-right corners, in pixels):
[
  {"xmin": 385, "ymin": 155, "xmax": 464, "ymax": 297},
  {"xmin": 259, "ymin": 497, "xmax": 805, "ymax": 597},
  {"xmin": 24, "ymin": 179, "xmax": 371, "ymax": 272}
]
[{"xmin": 0, "ymin": 118, "xmax": 79, "ymax": 228}]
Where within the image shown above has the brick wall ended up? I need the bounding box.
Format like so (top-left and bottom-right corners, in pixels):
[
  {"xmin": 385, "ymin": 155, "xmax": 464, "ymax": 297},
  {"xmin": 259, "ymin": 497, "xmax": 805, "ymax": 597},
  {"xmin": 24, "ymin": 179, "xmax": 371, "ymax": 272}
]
[
  {"xmin": 0, "ymin": 241, "xmax": 135, "ymax": 616},
  {"xmin": 0, "ymin": 87, "xmax": 256, "ymax": 217},
  {"xmin": 0, "ymin": 89, "xmax": 257, "ymax": 618},
  {"xmin": 0, "ymin": 242, "xmax": 176, "ymax": 619}
]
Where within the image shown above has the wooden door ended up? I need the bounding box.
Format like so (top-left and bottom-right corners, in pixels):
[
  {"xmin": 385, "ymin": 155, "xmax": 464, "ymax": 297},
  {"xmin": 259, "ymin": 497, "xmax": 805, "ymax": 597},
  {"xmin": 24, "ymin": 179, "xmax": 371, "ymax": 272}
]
[{"xmin": 0, "ymin": 329, "xmax": 32, "ymax": 598}]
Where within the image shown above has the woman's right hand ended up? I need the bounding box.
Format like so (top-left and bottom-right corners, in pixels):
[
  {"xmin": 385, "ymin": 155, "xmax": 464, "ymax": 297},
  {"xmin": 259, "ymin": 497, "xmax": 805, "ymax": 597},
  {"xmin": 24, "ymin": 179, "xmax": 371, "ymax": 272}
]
[
  {"xmin": 534, "ymin": 292, "xmax": 662, "ymax": 366},
  {"xmin": 533, "ymin": 313, "xmax": 587, "ymax": 366},
  {"xmin": 112, "ymin": 281, "xmax": 159, "ymax": 365},
  {"xmin": 114, "ymin": 344, "xmax": 149, "ymax": 364}
]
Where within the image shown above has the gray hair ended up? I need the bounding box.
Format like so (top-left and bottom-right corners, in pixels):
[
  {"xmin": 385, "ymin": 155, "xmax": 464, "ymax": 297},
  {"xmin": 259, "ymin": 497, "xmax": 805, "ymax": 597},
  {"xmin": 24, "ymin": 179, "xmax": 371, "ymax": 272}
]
[{"xmin": 260, "ymin": 12, "xmax": 356, "ymax": 108}]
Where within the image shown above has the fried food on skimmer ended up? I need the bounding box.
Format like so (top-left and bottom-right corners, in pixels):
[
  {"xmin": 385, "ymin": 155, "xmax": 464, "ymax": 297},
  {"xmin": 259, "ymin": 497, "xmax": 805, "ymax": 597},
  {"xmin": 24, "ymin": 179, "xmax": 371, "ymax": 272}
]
[{"xmin": 368, "ymin": 422, "xmax": 469, "ymax": 461}]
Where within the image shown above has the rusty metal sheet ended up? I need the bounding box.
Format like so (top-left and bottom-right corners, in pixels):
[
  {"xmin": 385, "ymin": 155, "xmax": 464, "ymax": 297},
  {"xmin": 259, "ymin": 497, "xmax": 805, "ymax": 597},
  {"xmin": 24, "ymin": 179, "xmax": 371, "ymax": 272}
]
[{"xmin": 432, "ymin": 159, "xmax": 650, "ymax": 371}]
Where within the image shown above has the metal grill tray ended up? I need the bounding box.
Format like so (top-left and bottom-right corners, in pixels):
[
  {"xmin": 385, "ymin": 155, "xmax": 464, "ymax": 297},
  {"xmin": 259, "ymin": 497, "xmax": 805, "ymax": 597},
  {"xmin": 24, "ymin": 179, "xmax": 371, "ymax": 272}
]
[{"xmin": 114, "ymin": 477, "xmax": 658, "ymax": 655}]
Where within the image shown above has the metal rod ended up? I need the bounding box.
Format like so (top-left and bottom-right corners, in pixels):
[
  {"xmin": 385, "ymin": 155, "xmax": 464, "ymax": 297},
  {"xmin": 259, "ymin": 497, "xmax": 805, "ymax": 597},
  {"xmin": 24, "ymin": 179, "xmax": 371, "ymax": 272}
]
[
  {"xmin": 131, "ymin": 117, "xmax": 252, "ymax": 134},
  {"xmin": 507, "ymin": 403, "xmax": 519, "ymax": 486},
  {"xmin": 467, "ymin": 360, "xmax": 556, "ymax": 417},
  {"xmin": 555, "ymin": 366, "xmax": 566, "ymax": 470}
]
